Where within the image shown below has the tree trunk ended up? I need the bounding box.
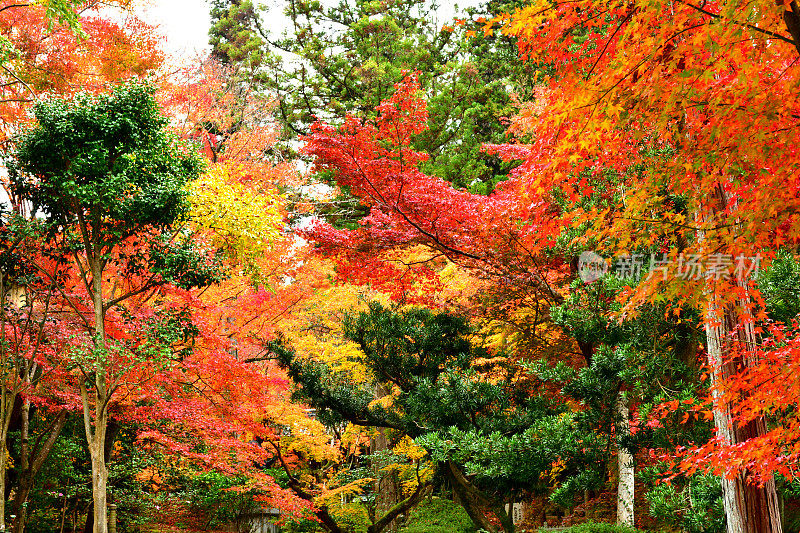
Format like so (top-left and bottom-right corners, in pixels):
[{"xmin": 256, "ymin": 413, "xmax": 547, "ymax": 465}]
[
  {"xmin": 0, "ymin": 441, "xmax": 6, "ymax": 533},
  {"xmin": 372, "ymin": 384, "xmax": 400, "ymax": 533},
  {"xmin": 84, "ymin": 256, "xmax": 110, "ymax": 533},
  {"xmin": 615, "ymin": 392, "xmax": 634, "ymax": 527},
  {"xmin": 89, "ymin": 436, "xmax": 108, "ymax": 533},
  {"xmin": 0, "ymin": 274, "xmax": 11, "ymax": 533},
  {"xmin": 705, "ymin": 297, "xmax": 782, "ymax": 533},
  {"xmin": 697, "ymin": 181, "xmax": 783, "ymax": 533},
  {"xmin": 83, "ymin": 419, "xmax": 119, "ymax": 533},
  {"xmin": 367, "ymin": 483, "xmax": 431, "ymax": 533},
  {"xmin": 445, "ymin": 460, "xmax": 515, "ymax": 533}
]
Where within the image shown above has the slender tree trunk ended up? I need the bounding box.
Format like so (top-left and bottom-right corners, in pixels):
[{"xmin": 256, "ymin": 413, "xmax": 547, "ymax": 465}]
[
  {"xmin": 615, "ymin": 392, "xmax": 634, "ymax": 527},
  {"xmin": 0, "ymin": 440, "xmax": 6, "ymax": 533},
  {"xmin": 83, "ymin": 257, "xmax": 109, "ymax": 533},
  {"xmin": 0, "ymin": 275, "xmax": 10, "ymax": 533}
]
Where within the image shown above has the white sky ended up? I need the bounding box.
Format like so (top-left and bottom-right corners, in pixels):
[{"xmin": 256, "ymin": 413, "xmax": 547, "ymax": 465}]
[{"xmin": 138, "ymin": 0, "xmax": 213, "ymax": 58}]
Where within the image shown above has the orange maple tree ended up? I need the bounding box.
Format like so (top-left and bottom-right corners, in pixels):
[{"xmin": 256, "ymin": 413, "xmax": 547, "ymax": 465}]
[{"xmin": 494, "ymin": 1, "xmax": 800, "ymax": 531}]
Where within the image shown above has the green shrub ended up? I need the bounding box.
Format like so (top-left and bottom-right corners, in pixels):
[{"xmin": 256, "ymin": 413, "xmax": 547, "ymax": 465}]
[
  {"xmin": 329, "ymin": 502, "xmax": 371, "ymax": 533},
  {"xmin": 645, "ymin": 473, "xmax": 724, "ymax": 533},
  {"xmin": 400, "ymin": 497, "xmax": 475, "ymax": 533}
]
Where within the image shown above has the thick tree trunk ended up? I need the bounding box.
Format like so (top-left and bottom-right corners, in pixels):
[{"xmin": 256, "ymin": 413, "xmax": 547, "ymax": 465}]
[
  {"xmin": 697, "ymin": 182, "xmax": 782, "ymax": 533},
  {"xmin": 615, "ymin": 392, "xmax": 634, "ymax": 527},
  {"xmin": 83, "ymin": 419, "xmax": 119, "ymax": 533},
  {"xmin": 372, "ymin": 384, "xmax": 400, "ymax": 533},
  {"xmin": 446, "ymin": 460, "xmax": 515, "ymax": 533},
  {"xmin": 705, "ymin": 298, "xmax": 783, "ymax": 533}
]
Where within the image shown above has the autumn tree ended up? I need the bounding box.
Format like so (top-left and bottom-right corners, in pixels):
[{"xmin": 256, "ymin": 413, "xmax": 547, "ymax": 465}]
[
  {"xmin": 7, "ymin": 81, "xmax": 217, "ymax": 533},
  {"xmin": 485, "ymin": 0, "xmax": 800, "ymax": 530},
  {"xmin": 0, "ymin": 212, "xmax": 77, "ymax": 533},
  {"xmin": 298, "ymin": 65, "xmax": 746, "ymax": 531}
]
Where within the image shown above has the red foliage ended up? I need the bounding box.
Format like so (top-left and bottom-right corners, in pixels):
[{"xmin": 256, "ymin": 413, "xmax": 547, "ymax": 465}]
[{"xmin": 303, "ymin": 74, "xmax": 570, "ymax": 306}]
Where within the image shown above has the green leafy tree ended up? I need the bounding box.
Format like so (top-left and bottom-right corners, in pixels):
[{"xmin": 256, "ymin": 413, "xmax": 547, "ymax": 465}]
[
  {"xmin": 8, "ymin": 80, "xmax": 218, "ymax": 533},
  {"xmin": 758, "ymin": 250, "xmax": 800, "ymax": 325},
  {"xmin": 549, "ymin": 274, "xmax": 708, "ymax": 520},
  {"xmin": 209, "ymin": 0, "xmax": 267, "ymax": 74},
  {"xmin": 276, "ymin": 303, "xmax": 562, "ymax": 533},
  {"xmin": 211, "ymin": 0, "xmax": 534, "ymax": 194}
]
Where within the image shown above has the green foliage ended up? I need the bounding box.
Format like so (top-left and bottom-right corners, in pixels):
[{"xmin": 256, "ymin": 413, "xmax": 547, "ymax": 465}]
[
  {"xmin": 551, "ymin": 278, "xmax": 626, "ymax": 349},
  {"xmin": 255, "ymin": 0, "xmax": 532, "ymax": 192},
  {"xmin": 209, "ymin": 0, "xmax": 267, "ymax": 73},
  {"xmin": 758, "ymin": 249, "xmax": 800, "ymax": 324},
  {"xmin": 329, "ymin": 502, "xmax": 371, "ymax": 533},
  {"xmin": 10, "ymin": 80, "xmax": 203, "ymax": 232},
  {"xmin": 147, "ymin": 233, "xmax": 227, "ymax": 290},
  {"xmin": 281, "ymin": 516, "xmax": 323, "ymax": 533},
  {"xmin": 418, "ymin": 412, "xmax": 596, "ymax": 499},
  {"xmin": 276, "ymin": 302, "xmax": 563, "ymax": 529},
  {"xmin": 19, "ymin": 417, "xmax": 91, "ymax": 533},
  {"xmin": 279, "ymin": 302, "xmax": 554, "ymax": 444},
  {"xmin": 21, "ymin": 418, "xmax": 158, "ymax": 533},
  {"xmin": 643, "ymin": 472, "xmax": 724, "ymax": 533},
  {"xmin": 544, "ymin": 265, "xmax": 710, "ymax": 509},
  {"xmin": 106, "ymin": 424, "xmax": 164, "ymax": 532},
  {"xmin": 40, "ymin": 0, "xmax": 86, "ymax": 34},
  {"xmin": 399, "ymin": 497, "xmax": 475, "ymax": 533},
  {"xmin": 778, "ymin": 475, "xmax": 800, "ymax": 533},
  {"xmin": 8, "ymin": 79, "xmax": 224, "ymax": 291},
  {"xmin": 183, "ymin": 471, "xmax": 259, "ymax": 527}
]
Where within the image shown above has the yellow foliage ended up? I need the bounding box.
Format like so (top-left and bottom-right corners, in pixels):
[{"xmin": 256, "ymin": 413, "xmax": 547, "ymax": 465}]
[
  {"xmin": 277, "ymin": 278, "xmax": 391, "ymax": 382},
  {"xmin": 546, "ymin": 457, "xmax": 566, "ymax": 487},
  {"xmin": 392, "ymin": 436, "xmax": 427, "ymax": 462},
  {"xmin": 316, "ymin": 477, "xmax": 373, "ymax": 507},
  {"xmin": 189, "ymin": 162, "xmax": 283, "ymax": 268}
]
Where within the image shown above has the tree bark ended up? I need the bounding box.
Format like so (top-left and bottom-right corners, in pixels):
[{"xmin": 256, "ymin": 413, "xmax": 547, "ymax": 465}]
[
  {"xmin": 367, "ymin": 483, "xmax": 431, "ymax": 533},
  {"xmin": 698, "ymin": 181, "xmax": 783, "ymax": 533},
  {"xmin": 82, "ymin": 254, "xmax": 110, "ymax": 533},
  {"xmin": 615, "ymin": 392, "xmax": 634, "ymax": 527},
  {"xmin": 783, "ymin": 1, "xmax": 800, "ymax": 55},
  {"xmin": 83, "ymin": 419, "xmax": 119, "ymax": 533},
  {"xmin": 372, "ymin": 384, "xmax": 400, "ymax": 533},
  {"xmin": 705, "ymin": 299, "xmax": 783, "ymax": 533},
  {"xmin": 445, "ymin": 460, "xmax": 515, "ymax": 533}
]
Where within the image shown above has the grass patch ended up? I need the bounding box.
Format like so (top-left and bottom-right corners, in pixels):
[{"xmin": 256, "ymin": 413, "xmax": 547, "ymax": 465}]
[{"xmin": 400, "ymin": 497, "xmax": 476, "ymax": 533}]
